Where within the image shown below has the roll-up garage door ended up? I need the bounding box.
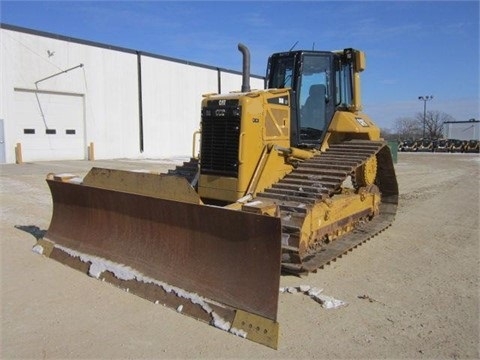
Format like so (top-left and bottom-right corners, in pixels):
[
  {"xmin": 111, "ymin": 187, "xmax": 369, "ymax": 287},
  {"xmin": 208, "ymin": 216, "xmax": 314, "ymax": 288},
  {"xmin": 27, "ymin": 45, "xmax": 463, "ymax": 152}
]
[{"xmin": 14, "ymin": 89, "xmax": 85, "ymax": 161}]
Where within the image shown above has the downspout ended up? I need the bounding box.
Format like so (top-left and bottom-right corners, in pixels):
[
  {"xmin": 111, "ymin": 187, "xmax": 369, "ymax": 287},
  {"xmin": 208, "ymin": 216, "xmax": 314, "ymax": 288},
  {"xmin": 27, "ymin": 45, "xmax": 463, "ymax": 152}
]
[{"xmin": 137, "ymin": 51, "xmax": 144, "ymax": 153}]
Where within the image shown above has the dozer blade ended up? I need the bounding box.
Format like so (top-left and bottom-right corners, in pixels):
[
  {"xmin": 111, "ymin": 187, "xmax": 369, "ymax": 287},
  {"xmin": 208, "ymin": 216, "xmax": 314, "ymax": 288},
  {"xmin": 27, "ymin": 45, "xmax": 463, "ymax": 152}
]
[{"xmin": 37, "ymin": 170, "xmax": 282, "ymax": 349}]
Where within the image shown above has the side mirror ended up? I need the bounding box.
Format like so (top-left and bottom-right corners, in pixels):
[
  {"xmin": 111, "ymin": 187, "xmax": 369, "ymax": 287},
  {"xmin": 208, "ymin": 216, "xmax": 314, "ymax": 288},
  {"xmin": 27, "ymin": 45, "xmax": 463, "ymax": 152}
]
[{"xmin": 354, "ymin": 51, "xmax": 366, "ymax": 72}]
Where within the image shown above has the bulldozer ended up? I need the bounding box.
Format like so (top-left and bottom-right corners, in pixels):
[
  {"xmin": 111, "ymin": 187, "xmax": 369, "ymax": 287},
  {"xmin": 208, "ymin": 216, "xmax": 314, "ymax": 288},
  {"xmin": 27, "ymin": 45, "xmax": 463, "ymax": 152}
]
[{"xmin": 35, "ymin": 44, "xmax": 398, "ymax": 349}]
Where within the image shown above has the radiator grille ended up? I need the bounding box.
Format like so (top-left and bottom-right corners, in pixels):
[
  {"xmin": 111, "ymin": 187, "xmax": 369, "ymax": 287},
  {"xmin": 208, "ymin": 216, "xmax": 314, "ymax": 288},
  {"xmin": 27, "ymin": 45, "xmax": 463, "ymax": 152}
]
[{"xmin": 200, "ymin": 102, "xmax": 241, "ymax": 177}]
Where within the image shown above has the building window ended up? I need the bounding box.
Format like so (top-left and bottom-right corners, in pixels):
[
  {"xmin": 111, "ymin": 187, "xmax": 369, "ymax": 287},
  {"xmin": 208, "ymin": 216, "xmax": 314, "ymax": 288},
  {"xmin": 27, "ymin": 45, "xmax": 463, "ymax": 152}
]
[
  {"xmin": 66, "ymin": 129, "xmax": 76, "ymax": 135},
  {"xmin": 46, "ymin": 129, "xmax": 56, "ymax": 134},
  {"xmin": 23, "ymin": 129, "xmax": 35, "ymax": 134}
]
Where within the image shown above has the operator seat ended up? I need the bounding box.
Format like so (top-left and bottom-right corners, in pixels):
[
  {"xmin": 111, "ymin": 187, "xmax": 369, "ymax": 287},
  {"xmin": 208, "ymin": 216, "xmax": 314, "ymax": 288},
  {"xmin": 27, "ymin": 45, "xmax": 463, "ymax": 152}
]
[{"xmin": 302, "ymin": 84, "xmax": 326, "ymax": 129}]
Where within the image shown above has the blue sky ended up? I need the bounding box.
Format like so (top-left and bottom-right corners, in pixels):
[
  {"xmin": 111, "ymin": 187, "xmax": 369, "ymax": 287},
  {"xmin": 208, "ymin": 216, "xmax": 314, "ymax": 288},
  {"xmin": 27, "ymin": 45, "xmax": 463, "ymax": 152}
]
[{"xmin": 1, "ymin": 1, "xmax": 479, "ymax": 130}]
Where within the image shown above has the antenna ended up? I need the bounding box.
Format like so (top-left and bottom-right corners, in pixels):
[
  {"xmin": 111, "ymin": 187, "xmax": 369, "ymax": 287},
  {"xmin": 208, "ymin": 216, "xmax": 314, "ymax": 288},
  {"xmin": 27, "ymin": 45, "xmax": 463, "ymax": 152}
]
[
  {"xmin": 289, "ymin": 41, "xmax": 299, "ymax": 51},
  {"xmin": 312, "ymin": 42, "xmax": 315, "ymax": 50}
]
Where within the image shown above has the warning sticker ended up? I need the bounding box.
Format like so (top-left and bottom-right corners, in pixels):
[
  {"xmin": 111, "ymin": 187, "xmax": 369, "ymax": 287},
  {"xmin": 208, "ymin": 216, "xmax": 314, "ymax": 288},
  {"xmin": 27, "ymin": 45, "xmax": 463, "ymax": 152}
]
[{"xmin": 355, "ymin": 117, "xmax": 369, "ymax": 127}]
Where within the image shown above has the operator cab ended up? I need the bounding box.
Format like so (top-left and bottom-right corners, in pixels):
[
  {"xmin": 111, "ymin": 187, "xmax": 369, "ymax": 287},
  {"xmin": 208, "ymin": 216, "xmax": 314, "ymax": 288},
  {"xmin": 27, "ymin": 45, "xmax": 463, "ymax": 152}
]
[{"xmin": 267, "ymin": 49, "xmax": 359, "ymax": 148}]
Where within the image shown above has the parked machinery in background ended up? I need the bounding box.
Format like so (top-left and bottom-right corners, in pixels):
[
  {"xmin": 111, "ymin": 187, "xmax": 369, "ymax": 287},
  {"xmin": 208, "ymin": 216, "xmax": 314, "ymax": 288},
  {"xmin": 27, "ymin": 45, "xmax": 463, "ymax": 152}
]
[
  {"xmin": 399, "ymin": 139, "xmax": 417, "ymax": 152},
  {"xmin": 434, "ymin": 139, "xmax": 450, "ymax": 153},
  {"xmin": 449, "ymin": 139, "xmax": 466, "ymax": 153},
  {"xmin": 399, "ymin": 138, "xmax": 477, "ymax": 154},
  {"xmin": 416, "ymin": 138, "xmax": 434, "ymax": 152},
  {"xmin": 464, "ymin": 140, "xmax": 480, "ymax": 153}
]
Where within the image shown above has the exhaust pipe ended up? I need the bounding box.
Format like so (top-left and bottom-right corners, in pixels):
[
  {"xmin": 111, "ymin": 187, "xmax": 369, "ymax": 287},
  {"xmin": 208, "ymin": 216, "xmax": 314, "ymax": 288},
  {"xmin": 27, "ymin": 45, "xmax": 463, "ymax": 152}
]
[{"xmin": 237, "ymin": 43, "xmax": 251, "ymax": 92}]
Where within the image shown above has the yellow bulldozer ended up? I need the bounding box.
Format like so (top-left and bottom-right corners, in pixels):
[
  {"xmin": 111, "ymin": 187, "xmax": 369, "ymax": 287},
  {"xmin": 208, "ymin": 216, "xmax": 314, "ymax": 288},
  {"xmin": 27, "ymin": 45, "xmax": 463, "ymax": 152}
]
[{"xmin": 35, "ymin": 44, "xmax": 398, "ymax": 349}]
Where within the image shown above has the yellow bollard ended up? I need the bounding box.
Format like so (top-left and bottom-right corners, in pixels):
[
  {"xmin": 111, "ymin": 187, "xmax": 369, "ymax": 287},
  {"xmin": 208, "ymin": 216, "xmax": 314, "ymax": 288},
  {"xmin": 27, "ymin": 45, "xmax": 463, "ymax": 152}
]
[
  {"xmin": 88, "ymin": 142, "xmax": 95, "ymax": 161},
  {"xmin": 15, "ymin": 143, "xmax": 23, "ymax": 164}
]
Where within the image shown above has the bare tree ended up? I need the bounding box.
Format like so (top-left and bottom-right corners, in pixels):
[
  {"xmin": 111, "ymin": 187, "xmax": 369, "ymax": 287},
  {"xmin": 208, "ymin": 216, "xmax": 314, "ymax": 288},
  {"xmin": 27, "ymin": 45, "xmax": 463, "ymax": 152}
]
[
  {"xmin": 380, "ymin": 128, "xmax": 399, "ymax": 141},
  {"xmin": 415, "ymin": 110, "xmax": 455, "ymax": 139},
  {"xmin": 393, "ymin": 117, "xmax": 422, "ymax": 139}
]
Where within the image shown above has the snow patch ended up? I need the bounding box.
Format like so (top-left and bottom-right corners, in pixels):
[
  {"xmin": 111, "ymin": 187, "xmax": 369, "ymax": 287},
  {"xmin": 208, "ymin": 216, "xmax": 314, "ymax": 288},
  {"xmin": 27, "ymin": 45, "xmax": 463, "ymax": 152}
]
[
  {"xmin": 211, "ymin": 312, "xmax": 231, "ymax": 331},
  {"xmin": 52, "ymin": 244, "xmax": 248, "ymax": 338},
  {"xmin": 32, "ymin": 244, "xmax": 44, "ymax": 255},
  {"xmin": 307, "ymin": 287, "xmax": 323, "ymax": 297},
  {"xmin": 281, "ymin": 234, "xmax": 290, "ymax": 246},
  {"xmin": 56, "ymin": 173, "xmax": 76, "ymax": 178},
  {"xmin": 312, "ymin": 294, "xmax": 348, "ymax": 309},
  {"xmin": 130, "ymin": 169, "xmax": 153, "ymax": 173},
  {"xmin": 67, "ymin": 177, "xmax": 83, "ymax": 184},
  {"xmin": 281, "ymin": 285, "xmax": 347, "ymax": 309},
  {"xmin": 229, "ymin": 327, "xmax": 248, "ymax": 338},
  {"xmin": 56, "ymin": 245, "xmax": 137, "ymax": 281},
  {"xmin": 299, "ymin": 285, "xmax": 311, "ymax": 293}
]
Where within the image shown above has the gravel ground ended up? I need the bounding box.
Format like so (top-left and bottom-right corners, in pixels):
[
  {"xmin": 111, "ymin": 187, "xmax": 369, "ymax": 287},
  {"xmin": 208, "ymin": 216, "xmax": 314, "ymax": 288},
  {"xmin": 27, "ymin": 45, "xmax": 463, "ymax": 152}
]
[{"xmin": 1, "ymin": 153, "xmax": 479, "ymax": 359}]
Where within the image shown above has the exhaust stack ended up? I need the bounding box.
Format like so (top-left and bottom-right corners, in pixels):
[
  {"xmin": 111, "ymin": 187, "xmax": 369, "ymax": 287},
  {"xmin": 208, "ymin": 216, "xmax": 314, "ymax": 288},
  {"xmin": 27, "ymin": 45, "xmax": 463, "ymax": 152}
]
[{"xmin": 237, "ymin": 43, "xmax": 251, "ymax": 92}]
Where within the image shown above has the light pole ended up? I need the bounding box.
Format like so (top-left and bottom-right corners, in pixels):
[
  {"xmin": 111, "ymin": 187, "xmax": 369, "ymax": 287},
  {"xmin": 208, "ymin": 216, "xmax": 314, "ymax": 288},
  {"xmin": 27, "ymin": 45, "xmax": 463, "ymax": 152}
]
[{"xmin": 418, "ymin": 95, "xmax": 434, "ymax": 138}]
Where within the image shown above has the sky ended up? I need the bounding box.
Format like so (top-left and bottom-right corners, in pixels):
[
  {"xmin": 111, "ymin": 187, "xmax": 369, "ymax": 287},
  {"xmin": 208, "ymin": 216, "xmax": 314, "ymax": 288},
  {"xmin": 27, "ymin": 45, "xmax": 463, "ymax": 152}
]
[{"xmin": 1, "ymin": 0, "xmax": 479, "ymax": 130}]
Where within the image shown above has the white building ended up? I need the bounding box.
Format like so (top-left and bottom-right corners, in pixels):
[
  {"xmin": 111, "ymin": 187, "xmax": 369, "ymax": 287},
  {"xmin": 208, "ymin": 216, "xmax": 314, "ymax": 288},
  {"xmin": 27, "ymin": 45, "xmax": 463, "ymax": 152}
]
[
  {"xmin": 443, "ymin": 119, "xmax": 480, "ymax": 141},
  {"xmin": 0, "ymin": 23, "xmax": 265, "ymax": 164}
]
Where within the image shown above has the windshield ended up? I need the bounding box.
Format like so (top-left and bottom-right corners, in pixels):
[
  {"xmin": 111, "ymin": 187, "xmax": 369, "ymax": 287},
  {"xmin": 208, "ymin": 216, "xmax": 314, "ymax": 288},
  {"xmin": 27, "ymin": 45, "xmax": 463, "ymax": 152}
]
[
  {"xmin": 267, "ymin": 51, "xmax": 337, "ymax": 148},
  {"xmin": 268, "ymin": 56, "xmax": 295, "ymax": 88},
  {"xmin": 298, "ymin": 55, "xmax": 330, "ymax": 143}
]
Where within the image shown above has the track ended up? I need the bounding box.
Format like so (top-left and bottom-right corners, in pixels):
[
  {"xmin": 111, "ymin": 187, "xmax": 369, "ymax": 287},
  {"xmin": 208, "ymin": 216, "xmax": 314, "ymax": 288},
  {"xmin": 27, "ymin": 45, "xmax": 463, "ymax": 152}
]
[
  {"xmin": 168, "ymin": 158, "xmax": 199, "ymax": 186},
  {"xmin": 255, "ymin": 139, "xmax": 398, "ymax": 274},
  {"xmin": 170, "ymin": 140, "xmax": 398, "ymax": 275}
]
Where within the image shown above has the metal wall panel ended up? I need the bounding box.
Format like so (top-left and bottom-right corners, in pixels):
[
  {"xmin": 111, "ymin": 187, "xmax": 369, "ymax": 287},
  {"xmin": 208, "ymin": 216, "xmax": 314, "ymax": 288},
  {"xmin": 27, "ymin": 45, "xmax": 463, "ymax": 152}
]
[
  {"xmin": 140, "ymin": 58, "xmax": 265, "ymax": 158},
  {"xmin": 140, "ymin": 57, "xmax": 219, "ymax": 158},
  {"xmin": 220, "ymin": 71, "xmax": 265, "ymax": 93},
  {"xmin": 444, "ymin": 122, "xmax": 480, "ymax": 141},
  {"xmin": 1, "ymin": 28, "xmax": 139, "ymax": 162},
  {"xmin": 0, "ymin": 25, "xmax": 267, "ymax": 163}
]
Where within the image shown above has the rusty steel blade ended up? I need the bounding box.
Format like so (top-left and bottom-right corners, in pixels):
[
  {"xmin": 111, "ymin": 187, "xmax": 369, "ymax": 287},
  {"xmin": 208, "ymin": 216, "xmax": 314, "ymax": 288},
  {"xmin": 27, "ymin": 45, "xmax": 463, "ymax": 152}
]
[{"xmin": 45, "ymin": 179, "xmax": 282, "ymax": 321}]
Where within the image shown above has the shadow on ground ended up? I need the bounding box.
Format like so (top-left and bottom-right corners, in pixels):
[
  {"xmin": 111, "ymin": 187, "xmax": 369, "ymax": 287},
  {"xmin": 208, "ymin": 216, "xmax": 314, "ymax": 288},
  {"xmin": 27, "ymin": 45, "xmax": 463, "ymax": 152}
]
[{"xmin": 14, "ymin": 225, "xmax": 47, "ymax": 240}]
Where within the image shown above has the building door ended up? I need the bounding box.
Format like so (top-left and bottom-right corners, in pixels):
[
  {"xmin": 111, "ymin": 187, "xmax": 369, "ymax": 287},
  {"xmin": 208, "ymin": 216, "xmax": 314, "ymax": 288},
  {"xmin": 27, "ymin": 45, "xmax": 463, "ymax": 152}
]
[{"xmin": 13, "ymin": 89, "xmax": 85, "ymax": 161}]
